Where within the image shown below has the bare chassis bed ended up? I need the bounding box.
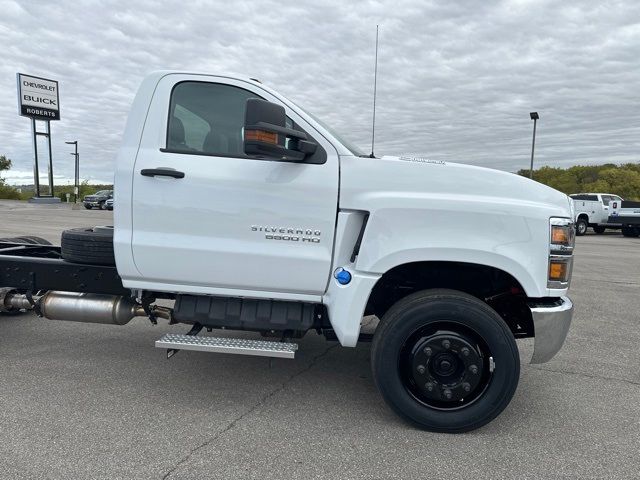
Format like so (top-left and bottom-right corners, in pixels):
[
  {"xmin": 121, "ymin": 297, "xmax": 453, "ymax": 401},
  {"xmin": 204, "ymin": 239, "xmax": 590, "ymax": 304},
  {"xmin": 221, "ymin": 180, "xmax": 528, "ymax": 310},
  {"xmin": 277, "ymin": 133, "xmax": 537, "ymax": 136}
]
[{"xmin": 0, "ymin": 241, "xmax": 128, "ymax": 296}]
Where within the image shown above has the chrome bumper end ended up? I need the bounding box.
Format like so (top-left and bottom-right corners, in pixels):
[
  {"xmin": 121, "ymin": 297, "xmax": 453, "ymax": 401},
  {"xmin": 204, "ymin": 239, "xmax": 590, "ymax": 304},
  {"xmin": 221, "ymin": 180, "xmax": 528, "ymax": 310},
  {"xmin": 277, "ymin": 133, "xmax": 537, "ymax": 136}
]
[{"xmin": 529, "ymin": 296, "xmax": 573, "ymax": 364}]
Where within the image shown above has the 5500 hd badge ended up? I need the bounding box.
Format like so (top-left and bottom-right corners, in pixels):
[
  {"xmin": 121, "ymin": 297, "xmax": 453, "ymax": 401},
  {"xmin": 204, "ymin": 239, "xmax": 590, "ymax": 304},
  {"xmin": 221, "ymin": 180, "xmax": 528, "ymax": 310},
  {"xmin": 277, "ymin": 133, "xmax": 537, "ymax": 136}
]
[{"xmin": 251, "ymin": 226, "xmax": 321, "ymax": 243}]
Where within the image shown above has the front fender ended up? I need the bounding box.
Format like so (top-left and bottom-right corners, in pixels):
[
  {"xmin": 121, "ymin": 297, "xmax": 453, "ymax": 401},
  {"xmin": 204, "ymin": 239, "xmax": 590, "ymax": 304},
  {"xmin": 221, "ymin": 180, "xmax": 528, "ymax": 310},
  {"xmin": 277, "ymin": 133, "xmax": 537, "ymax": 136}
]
[
  {"xmin": 358, "ymin": 247, "xmax": 544, "ymax": 298},
  {"xmin": 353, "ymin": 208, "xmax": 551, "ymax": 298}
]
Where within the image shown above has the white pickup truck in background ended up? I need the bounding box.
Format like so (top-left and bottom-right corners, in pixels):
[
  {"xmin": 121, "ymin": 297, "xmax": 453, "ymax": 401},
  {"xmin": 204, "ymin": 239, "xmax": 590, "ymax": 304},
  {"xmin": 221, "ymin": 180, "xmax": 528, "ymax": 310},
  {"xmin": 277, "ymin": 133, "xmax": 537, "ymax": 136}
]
[
  {"xmin": 570, "ymin": 193, "xmax": 623, "ymax": 235},
  {"xmin": 0, "ymin": 71, "xmax": 576, "ymax": 433},
  {"xmin": 609, "ymin": 200, "xmax": 640, "ymax": 237}
]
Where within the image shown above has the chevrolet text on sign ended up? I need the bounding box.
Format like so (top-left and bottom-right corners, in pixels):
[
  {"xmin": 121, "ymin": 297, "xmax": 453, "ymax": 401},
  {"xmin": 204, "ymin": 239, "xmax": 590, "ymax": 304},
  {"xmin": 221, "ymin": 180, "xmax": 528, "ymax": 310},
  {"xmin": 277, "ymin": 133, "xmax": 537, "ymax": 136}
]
[{"xmin": 17, "ymin": 73, "xmax": 60, "ymax": 120}]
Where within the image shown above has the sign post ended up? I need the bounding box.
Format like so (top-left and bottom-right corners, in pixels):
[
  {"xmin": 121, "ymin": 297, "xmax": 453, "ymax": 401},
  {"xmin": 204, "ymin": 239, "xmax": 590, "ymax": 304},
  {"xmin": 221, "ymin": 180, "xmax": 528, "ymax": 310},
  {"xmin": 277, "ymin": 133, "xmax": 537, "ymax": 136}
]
[{"xmin": 17, "ymin": 73, "xmax": 61, "ymax": 203}]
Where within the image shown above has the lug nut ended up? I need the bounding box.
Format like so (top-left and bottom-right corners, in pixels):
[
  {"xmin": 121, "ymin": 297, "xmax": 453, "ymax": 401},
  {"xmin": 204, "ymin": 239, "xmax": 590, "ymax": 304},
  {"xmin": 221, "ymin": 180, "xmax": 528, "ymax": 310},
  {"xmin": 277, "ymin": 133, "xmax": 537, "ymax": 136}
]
[
  {"xmin": 417, "ymin": 364, "xmax": 426, "ymax": 374},
  {"xmin": 462, "ymin": 382, "xmax": 471, "ymax": 392},
  {"xmin": 442, "ymin": 340, "xmax": 451, "ymax": 349},
  {"xmin": 424, "ymin": 347, "xmax": 433, "ymax": 356},
  {"xmin": 443, "ymin": 389, "xmax": 452, "ymax": 399},
  {"xmin": 469, "ymin": 365, "xmax": 479, "ymax": 375},
  {"xmin": 461, "ymin": 347, "xmax": 470, "ymax": 357},
  {"xmin": 425, "ymin": 382, "xmax": 434, "ymax": 392}
]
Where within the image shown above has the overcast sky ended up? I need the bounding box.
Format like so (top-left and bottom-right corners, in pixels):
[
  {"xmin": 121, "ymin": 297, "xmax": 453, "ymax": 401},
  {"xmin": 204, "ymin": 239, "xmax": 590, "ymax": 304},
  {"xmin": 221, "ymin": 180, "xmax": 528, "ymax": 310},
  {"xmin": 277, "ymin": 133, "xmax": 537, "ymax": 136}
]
[{"xmin": 0, "ymin": 0, "xmax": 638, "ymax": 185}]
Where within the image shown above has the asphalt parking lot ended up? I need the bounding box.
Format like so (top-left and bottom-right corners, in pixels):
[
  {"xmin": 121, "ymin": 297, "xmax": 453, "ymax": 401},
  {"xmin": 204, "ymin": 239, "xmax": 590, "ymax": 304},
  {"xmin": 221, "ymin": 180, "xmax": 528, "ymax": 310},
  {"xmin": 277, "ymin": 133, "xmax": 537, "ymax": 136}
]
[{"xmin": 1, "ymin": 199, "xmax": 639, "ymax": 479}]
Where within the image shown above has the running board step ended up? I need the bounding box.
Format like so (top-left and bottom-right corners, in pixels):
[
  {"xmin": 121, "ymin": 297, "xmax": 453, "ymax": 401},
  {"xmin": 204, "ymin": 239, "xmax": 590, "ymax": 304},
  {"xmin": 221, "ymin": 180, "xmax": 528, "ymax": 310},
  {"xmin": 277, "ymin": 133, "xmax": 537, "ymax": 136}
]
[{"xmin": 155, "ymin": 333, "xmax": 298, "ymax": 359}]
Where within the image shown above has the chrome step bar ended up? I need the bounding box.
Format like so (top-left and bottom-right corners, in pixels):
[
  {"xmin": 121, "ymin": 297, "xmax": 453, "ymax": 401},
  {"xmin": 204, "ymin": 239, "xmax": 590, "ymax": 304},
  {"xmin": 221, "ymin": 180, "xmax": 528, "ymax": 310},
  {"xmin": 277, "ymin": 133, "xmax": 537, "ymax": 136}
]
[{"xmin": 155, "ymin": 333, "xmax": 298, "ymax": 359}]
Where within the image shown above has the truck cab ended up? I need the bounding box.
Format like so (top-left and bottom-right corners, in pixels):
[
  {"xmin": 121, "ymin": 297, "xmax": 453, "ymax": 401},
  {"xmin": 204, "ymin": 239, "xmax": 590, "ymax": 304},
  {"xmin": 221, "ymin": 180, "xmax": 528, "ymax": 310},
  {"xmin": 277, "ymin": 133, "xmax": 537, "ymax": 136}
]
[{"xmin": 1, "ymin": 71, "xmax": 575, "ymax": 433}]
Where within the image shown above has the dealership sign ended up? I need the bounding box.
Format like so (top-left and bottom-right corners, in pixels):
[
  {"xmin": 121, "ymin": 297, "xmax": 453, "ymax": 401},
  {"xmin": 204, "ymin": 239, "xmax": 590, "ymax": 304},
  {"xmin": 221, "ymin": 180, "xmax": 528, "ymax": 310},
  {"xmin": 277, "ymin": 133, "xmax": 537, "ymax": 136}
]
[{"xmin": 16, "ymin": 73, "xmax": 60, "ymax": 120}]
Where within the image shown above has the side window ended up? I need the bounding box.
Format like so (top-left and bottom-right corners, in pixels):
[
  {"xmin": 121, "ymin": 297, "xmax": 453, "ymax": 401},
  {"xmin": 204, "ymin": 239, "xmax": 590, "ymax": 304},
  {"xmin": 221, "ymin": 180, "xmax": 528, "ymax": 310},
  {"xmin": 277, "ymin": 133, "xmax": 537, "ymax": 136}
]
[
  {"xmin": 166, "ymin": 81, "xmax": 326, "ymax": 164},
  {"xmin": 167, "ymin": 82, "xmax": 263, "ymax": 157}
]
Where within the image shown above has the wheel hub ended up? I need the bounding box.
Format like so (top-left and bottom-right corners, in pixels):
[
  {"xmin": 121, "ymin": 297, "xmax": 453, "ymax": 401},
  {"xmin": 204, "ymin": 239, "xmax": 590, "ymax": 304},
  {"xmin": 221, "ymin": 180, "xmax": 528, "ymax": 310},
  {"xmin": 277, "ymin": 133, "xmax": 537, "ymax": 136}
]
[{"xmin": 406, "ymin": 329, "xmax": 488, "ymax": 408}]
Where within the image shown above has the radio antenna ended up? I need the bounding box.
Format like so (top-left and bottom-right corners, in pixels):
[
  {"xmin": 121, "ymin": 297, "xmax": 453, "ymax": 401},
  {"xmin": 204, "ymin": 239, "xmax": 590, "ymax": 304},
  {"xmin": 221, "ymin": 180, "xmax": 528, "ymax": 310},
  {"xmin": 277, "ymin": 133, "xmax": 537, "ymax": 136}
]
[{"xmin": 369, "ymin": 25, "xmax": 379, "ymax": 158}]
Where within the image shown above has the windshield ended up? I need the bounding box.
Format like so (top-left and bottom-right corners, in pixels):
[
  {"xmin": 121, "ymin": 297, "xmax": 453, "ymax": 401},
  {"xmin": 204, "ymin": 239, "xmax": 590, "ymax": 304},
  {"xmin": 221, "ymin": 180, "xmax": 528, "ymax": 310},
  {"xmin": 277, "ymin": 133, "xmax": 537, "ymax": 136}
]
[
  {"xmin": 95, "ymin": 190, "xmax": 111, "ymax": 195},
  {"xmin": 285, "ymin": 98, "xmax": 367, "ymax": 157}
]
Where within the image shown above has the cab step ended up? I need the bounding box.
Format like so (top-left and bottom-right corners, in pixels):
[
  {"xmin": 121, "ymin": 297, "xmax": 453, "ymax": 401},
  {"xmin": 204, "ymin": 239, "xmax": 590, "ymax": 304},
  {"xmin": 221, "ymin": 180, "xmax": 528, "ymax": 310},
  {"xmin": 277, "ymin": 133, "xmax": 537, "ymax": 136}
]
[{"xmin": 155, "ymin": 333, "xmax": 298, "ymax": 359}]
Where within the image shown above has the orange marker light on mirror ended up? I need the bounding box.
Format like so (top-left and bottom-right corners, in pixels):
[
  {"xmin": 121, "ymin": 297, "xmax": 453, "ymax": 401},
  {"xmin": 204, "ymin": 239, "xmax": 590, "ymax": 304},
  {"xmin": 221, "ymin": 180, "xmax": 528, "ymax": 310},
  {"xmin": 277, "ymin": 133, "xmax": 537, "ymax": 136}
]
[{"xmin": 245, "ymin": 129, "xmax": 278, "ymax": 145}]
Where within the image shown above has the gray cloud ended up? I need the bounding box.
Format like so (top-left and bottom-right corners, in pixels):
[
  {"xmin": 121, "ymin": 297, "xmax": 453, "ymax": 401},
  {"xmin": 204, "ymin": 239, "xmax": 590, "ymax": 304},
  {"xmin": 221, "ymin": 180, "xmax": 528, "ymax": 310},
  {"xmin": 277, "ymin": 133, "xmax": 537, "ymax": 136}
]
[{"xmin": 0, "ymin": 0, "xmax": 638, "ymax": 185}]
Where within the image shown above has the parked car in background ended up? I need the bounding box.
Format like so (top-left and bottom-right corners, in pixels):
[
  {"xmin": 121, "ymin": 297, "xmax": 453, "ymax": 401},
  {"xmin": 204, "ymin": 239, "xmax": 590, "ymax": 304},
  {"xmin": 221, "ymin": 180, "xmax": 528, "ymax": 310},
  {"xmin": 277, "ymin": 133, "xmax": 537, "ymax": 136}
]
[
  {"xmin": 105, "ymin": 198, "xmax": 114, "ymax": 211},
  {"xmin": 83, "ymin": 190, "xmax": 113, "ymax": 210},
  {"xmin": 570, "ymin": 193, "xmax": 623, "ymax": 235}
]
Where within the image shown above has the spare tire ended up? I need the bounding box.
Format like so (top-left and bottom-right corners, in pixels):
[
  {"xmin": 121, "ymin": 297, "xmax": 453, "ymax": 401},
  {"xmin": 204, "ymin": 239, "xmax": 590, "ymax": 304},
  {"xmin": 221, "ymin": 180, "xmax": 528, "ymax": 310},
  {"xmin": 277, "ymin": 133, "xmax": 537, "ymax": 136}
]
[
  {"xmin": 61, "ymin": 226, "xmax": 115, "ymax": 265},
  {"xmin": 0, "ymin": 236, "xmax": 52, "ymax": 245}
]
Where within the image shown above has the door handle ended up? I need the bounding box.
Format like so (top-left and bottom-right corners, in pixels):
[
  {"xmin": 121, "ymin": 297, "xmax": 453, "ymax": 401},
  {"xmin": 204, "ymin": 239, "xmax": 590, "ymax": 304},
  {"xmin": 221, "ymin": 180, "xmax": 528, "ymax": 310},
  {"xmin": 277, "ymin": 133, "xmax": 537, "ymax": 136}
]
[{"xmin": 140, "ymin": 168, "xmax": 185, "ymax": 179}]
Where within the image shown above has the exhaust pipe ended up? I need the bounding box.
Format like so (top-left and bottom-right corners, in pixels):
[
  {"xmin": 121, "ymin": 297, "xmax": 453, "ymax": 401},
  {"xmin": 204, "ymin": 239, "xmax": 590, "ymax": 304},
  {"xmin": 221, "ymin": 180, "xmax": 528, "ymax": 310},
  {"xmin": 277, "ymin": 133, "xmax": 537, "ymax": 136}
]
[{"xmin": 3, "ymin": 290, "xmax": 171, "ymax": 325}]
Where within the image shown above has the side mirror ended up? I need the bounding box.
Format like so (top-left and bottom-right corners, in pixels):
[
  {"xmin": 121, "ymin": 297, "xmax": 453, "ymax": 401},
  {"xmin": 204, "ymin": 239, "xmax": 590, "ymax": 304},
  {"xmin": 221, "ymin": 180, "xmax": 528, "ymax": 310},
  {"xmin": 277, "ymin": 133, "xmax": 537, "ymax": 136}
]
[{"xmin": 243, "ymin": 99, "xmax": 317, "ymax": 162}]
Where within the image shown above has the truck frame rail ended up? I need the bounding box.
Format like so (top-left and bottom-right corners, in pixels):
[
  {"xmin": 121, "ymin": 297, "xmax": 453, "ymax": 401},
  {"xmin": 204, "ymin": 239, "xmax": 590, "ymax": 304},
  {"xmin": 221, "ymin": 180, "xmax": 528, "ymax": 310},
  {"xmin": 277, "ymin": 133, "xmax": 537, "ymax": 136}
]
[{"xmin": 0, "ymin": 241, "xmax": 128, "ymax": 296}]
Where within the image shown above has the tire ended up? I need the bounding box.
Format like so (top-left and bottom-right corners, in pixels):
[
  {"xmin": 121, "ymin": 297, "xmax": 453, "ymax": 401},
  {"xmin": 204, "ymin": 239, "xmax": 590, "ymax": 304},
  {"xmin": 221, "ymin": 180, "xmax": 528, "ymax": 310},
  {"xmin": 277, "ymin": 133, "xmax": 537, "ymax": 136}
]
[
  {"xmin": 371, "ymin": 289, "xmax": 520, "ymax": 433},
  {"xmin": 622, "ymin": 226, "xmax": 640, "ymax": 238},
  {"xmin": 593, "ymin": 226, "xmax": 606, "ymax": 234},
  {"xmin": 575, "ymin": 218, "xmax": 588, "ymax": 236},
  {"xmin": 0, "ymin": 236, "xmax": 52, "ymax": 245},
  {"xmin": 85, "ymin": 205, "xmax": 92, "ymax": 210},
  {"xmin": 61, "ymin": 226, "xmax": 115, "ymax": 265}
]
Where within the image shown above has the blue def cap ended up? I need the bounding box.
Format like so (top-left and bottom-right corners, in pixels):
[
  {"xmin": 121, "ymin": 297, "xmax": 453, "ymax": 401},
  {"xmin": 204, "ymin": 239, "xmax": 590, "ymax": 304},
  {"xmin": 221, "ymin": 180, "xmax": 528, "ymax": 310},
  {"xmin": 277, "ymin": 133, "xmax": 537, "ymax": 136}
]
[{"xmin": 334, "ymin": 268, "xmax": 352, "ymax": 285}]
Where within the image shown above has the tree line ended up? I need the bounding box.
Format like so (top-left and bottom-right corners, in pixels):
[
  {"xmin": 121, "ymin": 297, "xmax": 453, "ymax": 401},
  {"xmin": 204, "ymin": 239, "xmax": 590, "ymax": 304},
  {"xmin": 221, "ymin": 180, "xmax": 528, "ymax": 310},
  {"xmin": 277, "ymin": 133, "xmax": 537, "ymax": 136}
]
[{"xmin": 518, "ymin": 163, "xmax": 640, "ymax": 200}]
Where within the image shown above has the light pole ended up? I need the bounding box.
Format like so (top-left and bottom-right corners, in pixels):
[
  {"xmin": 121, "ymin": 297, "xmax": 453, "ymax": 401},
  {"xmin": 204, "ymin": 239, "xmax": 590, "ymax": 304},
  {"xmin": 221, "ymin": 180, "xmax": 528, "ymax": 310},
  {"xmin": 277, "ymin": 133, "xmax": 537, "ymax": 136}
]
[
  {"xmin": 65, "ymin": 141, "xmax": 79, "ymax": 203},
  {"xmin": 529, "ymin": 112, "xmax": 539, "ymax": 179}
]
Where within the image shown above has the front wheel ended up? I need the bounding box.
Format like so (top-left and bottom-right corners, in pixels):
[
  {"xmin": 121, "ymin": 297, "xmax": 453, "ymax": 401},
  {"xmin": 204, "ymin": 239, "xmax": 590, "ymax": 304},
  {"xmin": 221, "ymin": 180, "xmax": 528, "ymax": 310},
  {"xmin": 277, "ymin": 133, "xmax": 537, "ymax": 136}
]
[
  {"xmin": 371, "ymin": 289, "xmax": 520, "ymax": 433},
  {"xmin": 576, "ymin": 218, "xmax": 588, "ymax": 236}
]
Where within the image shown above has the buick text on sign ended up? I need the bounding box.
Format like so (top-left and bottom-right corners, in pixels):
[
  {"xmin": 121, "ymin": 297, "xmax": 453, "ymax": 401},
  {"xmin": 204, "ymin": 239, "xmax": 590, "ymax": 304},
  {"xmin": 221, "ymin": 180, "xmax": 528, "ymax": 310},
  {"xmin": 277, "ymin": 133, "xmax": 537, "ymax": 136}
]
[{"xmin": 17, "ymin": 73, "xmax": 60, "ymax": 120}]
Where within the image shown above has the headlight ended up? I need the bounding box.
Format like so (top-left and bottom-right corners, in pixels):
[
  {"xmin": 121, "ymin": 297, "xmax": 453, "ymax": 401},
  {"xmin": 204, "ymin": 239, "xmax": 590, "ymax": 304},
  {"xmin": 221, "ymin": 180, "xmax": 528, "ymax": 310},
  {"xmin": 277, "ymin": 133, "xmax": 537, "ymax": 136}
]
[
  {"xmin": 551, "ymin": 225, "xmax": 574, "ymax": 250},
  {"xmin": 548, "ymin": 218, "xmax": 575, "ymax": 288}
]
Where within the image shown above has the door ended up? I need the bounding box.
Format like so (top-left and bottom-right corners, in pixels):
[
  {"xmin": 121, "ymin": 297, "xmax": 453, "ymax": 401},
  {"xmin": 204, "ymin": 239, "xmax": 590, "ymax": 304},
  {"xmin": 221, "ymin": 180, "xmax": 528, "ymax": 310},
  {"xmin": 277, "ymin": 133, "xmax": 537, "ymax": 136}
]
[
  {"xmin": 601, "ymin": 195, "xmax": 622, "ymax": 225},
  {"xmin": 130, "ymin": 77, "xmax": 339, "ymax": 296}
]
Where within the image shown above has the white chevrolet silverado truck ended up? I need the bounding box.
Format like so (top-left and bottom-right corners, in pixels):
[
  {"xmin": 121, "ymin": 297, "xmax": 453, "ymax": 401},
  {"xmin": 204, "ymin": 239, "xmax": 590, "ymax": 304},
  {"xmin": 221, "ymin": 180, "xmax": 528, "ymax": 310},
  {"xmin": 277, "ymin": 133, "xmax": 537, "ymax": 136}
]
[{"xmin": 0, "ymin": 72, "xmax": 575, "ymax": 433}]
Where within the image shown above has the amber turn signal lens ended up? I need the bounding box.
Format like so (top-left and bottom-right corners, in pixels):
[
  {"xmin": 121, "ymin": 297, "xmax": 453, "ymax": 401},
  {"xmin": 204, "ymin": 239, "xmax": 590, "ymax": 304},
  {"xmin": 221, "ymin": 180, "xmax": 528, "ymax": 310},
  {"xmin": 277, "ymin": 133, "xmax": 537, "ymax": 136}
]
[
  {"xmin": 245, "ymin": 129, "xmax": 278, "ymax": 145},
  {"xmin": 549, "ymin": 261, "xmax": 568, "ymax": 282},
  {"xmin": 551, "ymin": 225, "xmax": 570, "ymax": 245}
]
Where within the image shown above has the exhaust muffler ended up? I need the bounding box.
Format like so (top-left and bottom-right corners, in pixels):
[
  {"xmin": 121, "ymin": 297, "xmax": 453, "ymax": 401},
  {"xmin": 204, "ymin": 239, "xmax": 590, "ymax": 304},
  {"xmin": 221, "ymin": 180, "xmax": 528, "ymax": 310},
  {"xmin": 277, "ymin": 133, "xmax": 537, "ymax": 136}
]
[
  {"xmin": 40, "ymin": 291, "xmax": 143, "ymax": 325},
  {"xmin": 2, "ymin": 290, "xmax": 171, "ymax": 325}
]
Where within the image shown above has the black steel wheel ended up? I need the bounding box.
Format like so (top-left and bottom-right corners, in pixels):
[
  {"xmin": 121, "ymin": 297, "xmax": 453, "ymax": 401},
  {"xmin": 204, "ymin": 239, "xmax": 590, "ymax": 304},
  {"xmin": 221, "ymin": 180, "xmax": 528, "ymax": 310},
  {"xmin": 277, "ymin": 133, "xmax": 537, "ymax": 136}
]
[
  {"xmin": 400, "ymin": 323, "xmax": 492, "ymax": 411},
  {"xmin": 576, "ymin": 218, "xmax": 588, "ymax": 236},
  {"xmin": 371, "ymin": 289, "xmax": 520, "ymax": 433}
]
